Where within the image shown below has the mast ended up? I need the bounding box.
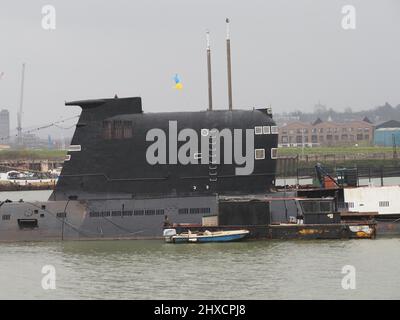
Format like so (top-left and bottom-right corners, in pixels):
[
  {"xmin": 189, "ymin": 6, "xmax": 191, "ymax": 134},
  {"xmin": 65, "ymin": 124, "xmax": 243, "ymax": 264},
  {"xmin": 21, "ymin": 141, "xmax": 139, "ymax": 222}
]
[
  {"xmin": 206, "ymin": 30, "xmax": 213, "ymax": 111},
  {"xmin": 226, "ymin": 18, "xmax": 233, "ymax": 110},
  {"xmin": 17, "ymin": 63, "xmax": 25, "ymax": 148}
]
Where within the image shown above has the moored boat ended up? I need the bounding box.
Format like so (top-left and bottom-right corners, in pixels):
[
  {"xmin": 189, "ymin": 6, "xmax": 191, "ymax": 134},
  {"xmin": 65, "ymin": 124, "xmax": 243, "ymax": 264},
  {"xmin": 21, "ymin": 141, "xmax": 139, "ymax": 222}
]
[{"xmin": 163, "ymin": 228, "xmax": 249, "ymax": 243}]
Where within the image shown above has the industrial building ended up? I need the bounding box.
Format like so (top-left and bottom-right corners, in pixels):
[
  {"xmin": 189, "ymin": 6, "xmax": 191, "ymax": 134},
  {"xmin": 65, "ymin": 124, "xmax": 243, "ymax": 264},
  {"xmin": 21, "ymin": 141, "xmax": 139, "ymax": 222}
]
[
  {"xmin": 278, "ymin": 118, "xmax": 374, "ymax": 147},
  {"xmin": 373, "ymin": 120, "xmax": 400, "ymax": 147}
]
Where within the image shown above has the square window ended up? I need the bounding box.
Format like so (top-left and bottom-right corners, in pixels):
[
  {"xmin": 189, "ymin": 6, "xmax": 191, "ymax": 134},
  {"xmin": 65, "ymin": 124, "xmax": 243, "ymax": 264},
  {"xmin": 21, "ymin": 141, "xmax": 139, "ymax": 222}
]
[
  {"xmin": 254, "ymin": 126, "xmax": 263, "ymax": 135},
  {"xmin": 271, "ymin": 148, "xmax": 278, "ymax": 159},
  {"xmin": 263, "ymin": 126, "xmax": 270, "ymax": 134},
  {"xmin": 271, "ymin": 126, "xmax": 278, "ymax": 134},
  {"xmin": 255, "ymin": 149, "xmax": 265, "ymax": 160}
]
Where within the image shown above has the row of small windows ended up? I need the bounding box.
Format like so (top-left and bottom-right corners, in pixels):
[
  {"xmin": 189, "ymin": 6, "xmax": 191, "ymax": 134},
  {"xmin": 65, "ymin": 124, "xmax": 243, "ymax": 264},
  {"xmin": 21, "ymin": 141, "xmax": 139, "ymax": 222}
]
[
  {"xmin": 3, "ymin": 207, "xmax": 212, "ymax": 220},
  {"xmin": 193, "ymin": 148, "xmax": 277, "ymax": 161},
  {"xmin": 255, "ymin": 126, "xmax": 278, "ymax": 135},
  {"xmin": 255, "ymin": 148, "xmax": 278, "ymax": 160},
  {"xmin": 282, "ymin": 128, "xmax": 370, "ymax": 135},
  {"xmin": 102, "ymin": 120, "xmax": 133, "ymax": 140},
  {"xmin": 281, "ymin": 134, "xmax": 369, "ymax": 143},
  {"xmin": 2, "ymin": 212, "xmax": 67, "ymax": 221},
  {"xmin": 347, "ymin": 201, "xmax": 390, "ymax": 208},
  {"xmin": 89, "ymin": 209, "xmax": 165, "ymax": 218},
  {"xmin": 178, "ymin": 207, "xmax": 211, "ymax": 214}
]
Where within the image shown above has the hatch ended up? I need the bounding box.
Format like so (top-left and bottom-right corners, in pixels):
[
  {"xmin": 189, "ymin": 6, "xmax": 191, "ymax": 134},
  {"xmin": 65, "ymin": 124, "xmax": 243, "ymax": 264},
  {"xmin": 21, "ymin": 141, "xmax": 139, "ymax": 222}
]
[{"xmin": 18, "ymin": 219, "xmax": 38, "ymax": 229}]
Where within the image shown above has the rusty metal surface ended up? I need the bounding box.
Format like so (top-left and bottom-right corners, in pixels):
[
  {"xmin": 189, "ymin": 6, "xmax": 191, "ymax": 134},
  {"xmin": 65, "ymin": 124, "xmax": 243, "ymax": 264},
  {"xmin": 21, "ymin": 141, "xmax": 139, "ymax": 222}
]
[{"xmin": 173, "ymin": 222, "xmax": 376, "ymax": 240}]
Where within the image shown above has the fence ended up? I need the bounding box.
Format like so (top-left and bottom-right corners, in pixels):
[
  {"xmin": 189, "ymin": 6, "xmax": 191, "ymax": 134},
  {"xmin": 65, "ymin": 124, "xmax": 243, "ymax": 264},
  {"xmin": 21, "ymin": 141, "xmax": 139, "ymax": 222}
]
[{"xmin": 277, "ymin": 154, "xmax": 400, "ymax": 186}]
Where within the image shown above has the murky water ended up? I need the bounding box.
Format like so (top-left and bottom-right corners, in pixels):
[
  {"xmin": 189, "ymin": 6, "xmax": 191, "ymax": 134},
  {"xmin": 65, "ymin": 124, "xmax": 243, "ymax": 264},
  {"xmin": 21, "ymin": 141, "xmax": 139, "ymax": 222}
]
[
  {"xmin": 0, "ymin": 190, "xmax": 399, "ymax": 300},
  {"xmin": 0, "ymin": 238, "xmax": 399, "ymax": 299}
]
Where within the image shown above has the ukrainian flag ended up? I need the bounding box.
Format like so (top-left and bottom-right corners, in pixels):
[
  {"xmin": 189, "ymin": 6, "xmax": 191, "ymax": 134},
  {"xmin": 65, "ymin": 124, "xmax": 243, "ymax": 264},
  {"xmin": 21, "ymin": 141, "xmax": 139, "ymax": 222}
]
[{"xmin": 173, "ymin": 73, "xmax": 183, "ymax": 90}]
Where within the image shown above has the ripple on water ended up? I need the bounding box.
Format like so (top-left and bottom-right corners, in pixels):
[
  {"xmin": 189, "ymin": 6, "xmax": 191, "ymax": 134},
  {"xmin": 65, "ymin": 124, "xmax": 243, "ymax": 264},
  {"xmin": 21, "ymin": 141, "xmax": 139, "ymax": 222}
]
[{"xmin": 1, "ymin": 239, "xmax": 400, "ymax": 299}]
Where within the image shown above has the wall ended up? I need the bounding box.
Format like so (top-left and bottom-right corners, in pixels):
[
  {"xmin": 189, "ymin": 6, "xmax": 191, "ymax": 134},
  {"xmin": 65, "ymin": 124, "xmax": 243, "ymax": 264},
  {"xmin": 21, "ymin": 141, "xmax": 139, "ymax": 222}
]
[{"xmin": 374, "ymin": 129, "xmax": 400, "ymax": 147}]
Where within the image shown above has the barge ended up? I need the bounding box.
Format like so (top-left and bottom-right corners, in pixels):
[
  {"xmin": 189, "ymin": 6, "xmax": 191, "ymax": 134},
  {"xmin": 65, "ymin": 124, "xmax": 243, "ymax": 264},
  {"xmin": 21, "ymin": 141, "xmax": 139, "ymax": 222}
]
[{"xmin": 167, "ymin": 197, "xmax": 376, "ymax": 240}]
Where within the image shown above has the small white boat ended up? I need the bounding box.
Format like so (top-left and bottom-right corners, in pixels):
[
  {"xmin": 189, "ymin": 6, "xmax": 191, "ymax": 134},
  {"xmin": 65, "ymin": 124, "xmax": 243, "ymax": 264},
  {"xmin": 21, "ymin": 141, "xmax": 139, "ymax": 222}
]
[
  {"xmin": 163, "ymin": 228, "xmax": 250, "ymax": 243},
  {"xmin": 0, "ymin": 170, "xmax": 57, "ymax": 186}
]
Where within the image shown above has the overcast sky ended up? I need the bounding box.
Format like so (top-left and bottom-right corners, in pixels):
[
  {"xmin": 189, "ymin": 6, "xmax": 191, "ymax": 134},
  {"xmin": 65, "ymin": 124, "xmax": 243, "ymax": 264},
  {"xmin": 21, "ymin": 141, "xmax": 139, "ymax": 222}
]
[{"xmin": 0, "ymin": 0, "xmax": 399, "ymax": 138}]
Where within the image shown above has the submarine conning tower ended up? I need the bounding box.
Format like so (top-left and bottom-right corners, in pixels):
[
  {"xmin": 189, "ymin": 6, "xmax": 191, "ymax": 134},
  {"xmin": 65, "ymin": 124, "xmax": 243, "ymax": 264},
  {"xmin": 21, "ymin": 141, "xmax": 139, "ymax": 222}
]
[{"xmin": 50, "ymin": 96, "xmax": 278, "ymax": 201}]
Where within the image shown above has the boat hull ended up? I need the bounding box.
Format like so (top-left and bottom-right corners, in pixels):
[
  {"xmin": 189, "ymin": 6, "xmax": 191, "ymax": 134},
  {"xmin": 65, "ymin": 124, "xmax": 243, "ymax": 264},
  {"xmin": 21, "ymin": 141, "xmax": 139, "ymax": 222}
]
[{"xmin": 169, "ymin": 230, "xmax": 250, "ymax": 243}]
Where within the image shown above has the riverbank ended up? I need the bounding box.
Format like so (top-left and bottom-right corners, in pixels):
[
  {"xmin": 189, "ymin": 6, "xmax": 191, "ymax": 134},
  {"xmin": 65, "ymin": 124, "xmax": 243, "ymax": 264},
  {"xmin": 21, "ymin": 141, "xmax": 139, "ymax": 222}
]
[
  {"xmin": 0, "ymin": 146, "xmax": 395, "ymax": 161},
  {"xmin": 0, "ymin": 150, "xmax": 66, "ymax": 161},
  {"xmin": 277, "ymin": 146, "xmax": 394, "ymax": 157}
]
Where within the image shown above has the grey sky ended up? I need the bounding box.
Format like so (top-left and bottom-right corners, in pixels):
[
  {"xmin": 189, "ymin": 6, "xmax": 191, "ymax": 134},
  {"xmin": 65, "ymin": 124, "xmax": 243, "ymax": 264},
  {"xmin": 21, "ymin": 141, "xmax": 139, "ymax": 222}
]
[{"xmin": 0, "ymin": 0, "xmax": 399, "ymax": 138}]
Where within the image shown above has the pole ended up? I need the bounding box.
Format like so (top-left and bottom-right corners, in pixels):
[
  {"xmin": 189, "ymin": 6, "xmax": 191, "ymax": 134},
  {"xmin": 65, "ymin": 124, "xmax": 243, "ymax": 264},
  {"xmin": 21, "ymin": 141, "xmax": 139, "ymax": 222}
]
[
  {"xmin": 226, "ymin": 18, "xmax": 233, "ymax": 110},
  {"xmin": 17, "ymin": 63, "xmax": 25, "ymax": 148},
  {"xmin": 206, "ymin": 30, "xmax": 213, "ymax": 111}
]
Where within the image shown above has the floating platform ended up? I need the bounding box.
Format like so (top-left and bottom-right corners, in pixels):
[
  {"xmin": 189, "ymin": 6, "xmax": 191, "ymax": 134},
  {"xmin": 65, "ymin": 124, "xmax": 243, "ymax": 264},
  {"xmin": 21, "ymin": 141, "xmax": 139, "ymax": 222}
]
[{"xmin": 172, "ymin": 222, "xmax": 376, "ymax": 241}]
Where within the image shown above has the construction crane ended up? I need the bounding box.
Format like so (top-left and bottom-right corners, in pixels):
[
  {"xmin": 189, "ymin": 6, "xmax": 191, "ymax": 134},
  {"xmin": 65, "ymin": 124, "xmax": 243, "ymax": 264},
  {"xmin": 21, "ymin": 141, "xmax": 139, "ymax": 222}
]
[{"xmin": 17, "ymin": 63, "xmax": 25, "ymax": 148}]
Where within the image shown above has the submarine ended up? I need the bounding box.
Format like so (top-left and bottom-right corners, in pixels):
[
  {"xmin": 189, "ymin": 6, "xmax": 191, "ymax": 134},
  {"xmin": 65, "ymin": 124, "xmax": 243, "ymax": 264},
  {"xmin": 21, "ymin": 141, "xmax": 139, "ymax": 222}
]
[
  {"xmin": 0, "ymin": 97, "xmax": 278, "ymax": 241},
  {"xmin": 0, "ymin": 21, "xmax": 281, "ymax": 241}
]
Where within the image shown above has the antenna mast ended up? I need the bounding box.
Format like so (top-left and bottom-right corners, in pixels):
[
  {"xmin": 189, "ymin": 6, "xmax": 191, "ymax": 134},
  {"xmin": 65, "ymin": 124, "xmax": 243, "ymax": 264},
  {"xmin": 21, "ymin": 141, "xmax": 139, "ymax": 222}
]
[
  {"xmin": 226, "ymin": 18, "xmax": 233, "ymax": 110},
  {"xmin": 206, "ymin": 30, "xmax": 213, "ymax": 111},
  {"xmin": 17, "ymin": 63, "xmax": 25, "ymax": 148}
]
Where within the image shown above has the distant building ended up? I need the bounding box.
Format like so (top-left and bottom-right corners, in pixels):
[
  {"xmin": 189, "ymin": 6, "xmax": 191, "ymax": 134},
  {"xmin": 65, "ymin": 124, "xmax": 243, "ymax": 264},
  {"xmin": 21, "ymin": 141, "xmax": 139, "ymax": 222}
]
[
  {"xmin": 278, "ymin": 119, "xmax": 374, "ymax": 147},
  {"xmin": 374, "ymin": 120, "xmax": 400, "ymax": 147},
  {"xmin": 22, "ymin": 133, "xmax": 42, "ymax": 149},
  {"xmin": 273, "ymin": 114, "xmax": 300, "ymax": 126},
  {"xmin": 0, "ymin": 109, "xmax": 10, "ymax": 144}
]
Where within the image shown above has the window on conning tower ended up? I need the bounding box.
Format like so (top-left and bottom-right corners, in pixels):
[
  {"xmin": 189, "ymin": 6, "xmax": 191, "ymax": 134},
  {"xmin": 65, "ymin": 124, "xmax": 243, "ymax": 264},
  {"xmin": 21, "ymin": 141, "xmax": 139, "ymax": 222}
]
[
  {"xmin": 123, "ymin": 121, "xmax": 133, "ymax": 138},
  {"xmin": 113, "ymin": 120, "xmax": 123, "ymax": 139},
  {"xmin": 255, "ymin": 149, "xmax": 265, "ymax": 160},
  {"xmin": 103, "ymin": 120, "xmax": 133, "ymax": 140}
]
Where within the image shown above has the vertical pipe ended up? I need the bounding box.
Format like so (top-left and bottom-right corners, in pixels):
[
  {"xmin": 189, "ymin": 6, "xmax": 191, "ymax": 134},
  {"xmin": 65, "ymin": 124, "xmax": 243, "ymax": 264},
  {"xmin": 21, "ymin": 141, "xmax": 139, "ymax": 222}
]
[
  {"xmin": 226, "ymin": 18, "xmax": 233, "ymax": 110},
  {"xmin": 206, "ymin": 30, "xmax": 213, "ymax": 111}
]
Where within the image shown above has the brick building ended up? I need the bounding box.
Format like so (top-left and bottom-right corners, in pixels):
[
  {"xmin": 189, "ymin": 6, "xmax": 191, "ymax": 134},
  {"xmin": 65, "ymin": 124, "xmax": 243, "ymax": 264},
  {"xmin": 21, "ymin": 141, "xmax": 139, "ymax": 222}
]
[{"xmin": 278, "ymin": 119, "xmax": 374, "ymax": 147}]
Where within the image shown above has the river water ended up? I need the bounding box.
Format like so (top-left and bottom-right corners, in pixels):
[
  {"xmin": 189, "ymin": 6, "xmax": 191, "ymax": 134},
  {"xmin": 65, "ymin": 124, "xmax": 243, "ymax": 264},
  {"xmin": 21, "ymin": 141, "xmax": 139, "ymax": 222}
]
[
  {"xmin": 0, "ymin": 191, "xmax": 399, "ymax": 300},
  {"xmin": 1, "ymin": 238, "xmax": 400, "ymax": 299}
]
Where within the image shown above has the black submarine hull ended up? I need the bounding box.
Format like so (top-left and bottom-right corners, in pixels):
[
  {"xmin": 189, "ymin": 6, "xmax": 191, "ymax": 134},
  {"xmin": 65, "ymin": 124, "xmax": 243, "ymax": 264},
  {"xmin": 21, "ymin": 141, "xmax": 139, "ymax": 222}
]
[
  {"xmin": 0, "ymin": 96, "xmax": 280, "ymax": 241},
  {"xmin": 51, "ymin": 97, "xmax": 278, "ymax": 200}
]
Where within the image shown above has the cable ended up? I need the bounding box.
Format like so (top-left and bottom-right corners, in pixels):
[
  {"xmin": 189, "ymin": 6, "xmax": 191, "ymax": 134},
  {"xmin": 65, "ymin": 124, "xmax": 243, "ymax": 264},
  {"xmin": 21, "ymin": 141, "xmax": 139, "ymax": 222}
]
[
  {"xmin": 100, "ymin": 215, "xmax": 147, "ymax": 236},
  {"xmin": 0, "ymin": 115, "xmax": 79, "ymax": 142}
]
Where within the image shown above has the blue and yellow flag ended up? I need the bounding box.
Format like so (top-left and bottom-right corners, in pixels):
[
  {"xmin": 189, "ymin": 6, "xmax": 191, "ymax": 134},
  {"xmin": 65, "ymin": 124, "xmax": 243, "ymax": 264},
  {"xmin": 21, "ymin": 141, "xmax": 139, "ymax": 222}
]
[{"xmin": 173, "ymin": 73, "xmax": 183, "ymax": 90}]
